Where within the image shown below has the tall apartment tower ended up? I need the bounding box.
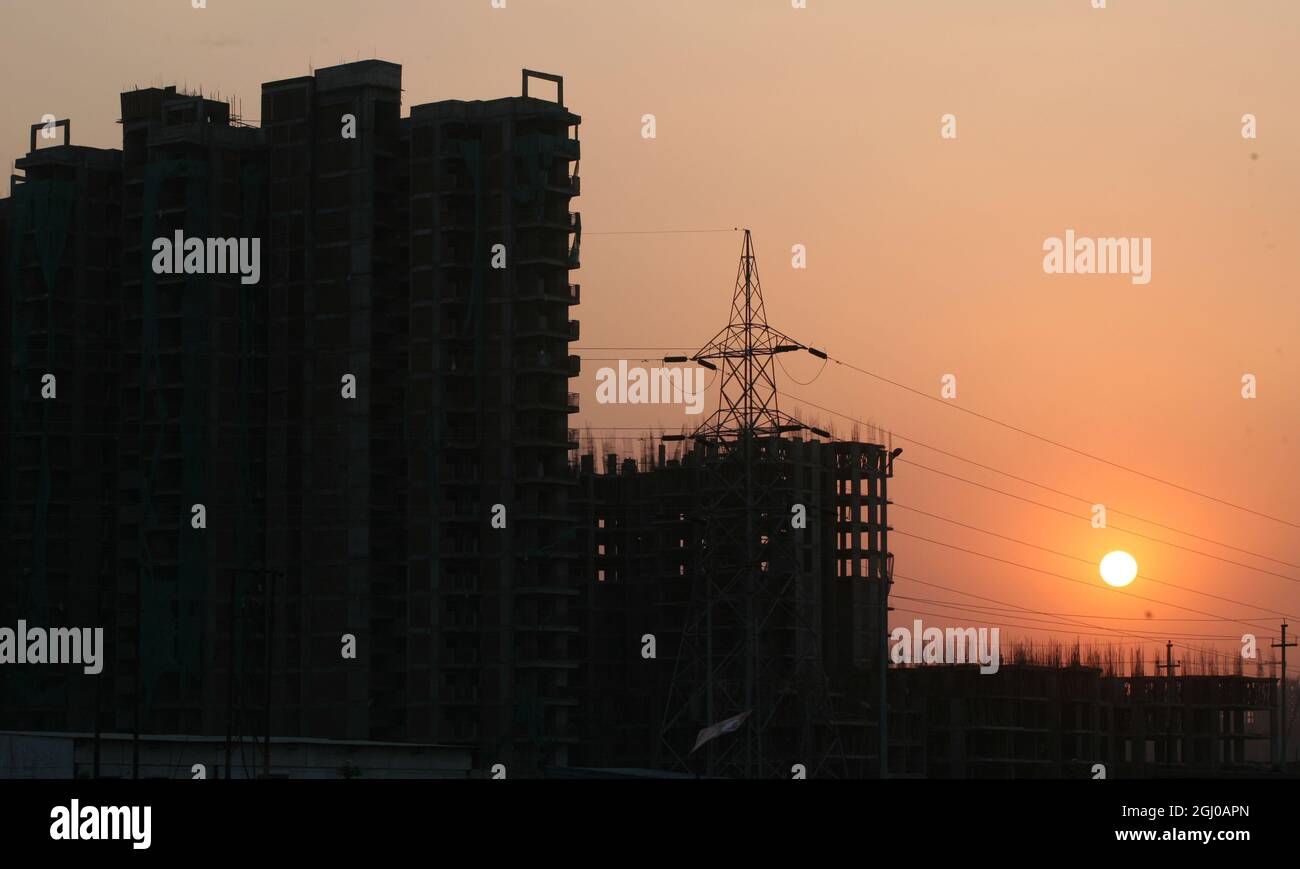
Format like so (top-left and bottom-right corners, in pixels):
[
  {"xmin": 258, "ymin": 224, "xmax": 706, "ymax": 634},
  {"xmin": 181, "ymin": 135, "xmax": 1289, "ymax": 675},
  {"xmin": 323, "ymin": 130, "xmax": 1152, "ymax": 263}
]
[
  {"xmin": 260, "ymin": 60, "xmax": 409, "ymax": 741},
  {"xmin": 0, "ymin": 124, "xmax": 121, "ymax": 732},
  {"xmin": 405, "ymin": 70, "xmax": 582, "ymax": 769},
  {"xmin": 116, "ymin": 86, "xmax": 267, "ymax": 737},
  {"xmin": 2, "ymin": 64, "xmax": 584, "ymax": 774}
]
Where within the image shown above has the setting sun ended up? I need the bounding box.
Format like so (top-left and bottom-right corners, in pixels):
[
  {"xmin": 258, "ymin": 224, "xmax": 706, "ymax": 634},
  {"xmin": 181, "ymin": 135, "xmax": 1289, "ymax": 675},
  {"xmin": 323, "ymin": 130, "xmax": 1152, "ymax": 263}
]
[{"xmin": 1100, "ymin": 551, "xmax": 1139, "ymax": 588}]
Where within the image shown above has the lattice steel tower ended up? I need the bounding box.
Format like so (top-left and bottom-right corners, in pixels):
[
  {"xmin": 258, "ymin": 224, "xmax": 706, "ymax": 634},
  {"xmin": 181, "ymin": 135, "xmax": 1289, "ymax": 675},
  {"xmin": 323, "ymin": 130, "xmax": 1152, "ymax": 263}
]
[{"xmin": 660, "ymin": 230, "xmax": 844, "ymax": 779}]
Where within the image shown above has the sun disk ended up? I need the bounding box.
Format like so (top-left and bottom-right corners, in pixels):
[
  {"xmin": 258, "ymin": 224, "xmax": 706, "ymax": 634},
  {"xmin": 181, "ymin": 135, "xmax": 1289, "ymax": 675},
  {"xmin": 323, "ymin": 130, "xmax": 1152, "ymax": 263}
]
[{"xmin": 1100, "ymin": 550, "xmax": 1138, "ymax": 588}]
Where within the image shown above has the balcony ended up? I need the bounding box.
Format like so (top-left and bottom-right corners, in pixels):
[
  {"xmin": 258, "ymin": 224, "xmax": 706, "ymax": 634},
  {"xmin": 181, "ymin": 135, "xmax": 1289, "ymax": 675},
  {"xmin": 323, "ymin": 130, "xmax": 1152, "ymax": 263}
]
[
  {"xmin": 435, "ymin": 172, "xmax": 473, "ymax": 194},
  {"xmin": 568, "ymin": 283, "xmax": 580, "ymax": 305},
  {"xmin": 567, "ymin": 320, "xmax": 580, "ymax": 341},
  {"xmin": 567, "ymin": 392, "xmax": 580, "ymax": 413},
  {"xmin": 516, "ymin": 243, "xmax": 572, "ymax": 267},
  {"xmin": 514, "ymin": 658, "xmax": 580, "ymax": 670},
  {"xmin": 437, "ymin": 247, "xmax": 473, "ymax": 268},
  {"xmin": 437, "ymin": 502, "xmax": 480, "ymax": 522},
  {"xmin": 519, "ymin": 209, "xmax": 577, "ymax": 230},
  {"xmin": 518, "ymin": 280, "xmax": 574, "ymax": 303},
  {"xmin": 446, "ymin": 574, "xmax": 479, "ymax": 593},
  {"xmin": 517, "ymin": 426, "xmax": 577, "ymax": 448},
  {"xmin": 545, "ymin": 173, "xmax": 580, "ymax": 197},
  {"xmin": 442, "ymin": 540, "xmax": 480, "ymax": 558},
  {"xmin": 443, "ymin": 687, "xmax": 480, "ymax": 705},
  {"xmin": 566, "ymin": 355, "xmax": 581, "ymax": 377},
  {"xmin": 518, "ymin": 351, "xmax": 563, "ymax": 374},
  {"xmin": 516, "ymin": 389, "xmax": 568, "ymax": 410},
  {"xmin": 444, "ymin": 616, "xmax": 481, "ymax": 632},
  {"xmin": 518, "ymin": 315, "xmax": 571, "ymax": 339},
  {"xmin": 443, "ymin": 429, "xmax": 478, "ymax": 447},
  {"xmin": 518, "ymin": 464, "xmax": 571, "ymax": 485},
  {"xmin": 515, "ymin": 583, "xmax": 582, "ymax": 597},
  {"xmin": 518, "ymin": 503, "xmax": 573, "ymax": 522},
  {"xmin": 448, "ymin": 722, "xmax": 481, "ymax": 742},
  {"xmin": 436, "ymin": 208, "xmax": 475, "ymax": 230},
  {"xmin": 442, "ymin": 649, "xmax": 481, "ymax": 668}
]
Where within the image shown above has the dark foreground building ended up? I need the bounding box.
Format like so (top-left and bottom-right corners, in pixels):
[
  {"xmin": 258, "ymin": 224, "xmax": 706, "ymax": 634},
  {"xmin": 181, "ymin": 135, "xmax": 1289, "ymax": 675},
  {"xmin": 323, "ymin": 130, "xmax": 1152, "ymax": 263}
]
[
  {"xmin": 2, "ymin": 61, "xmax": 584, "ymax": 774},
  {"xmin": 889, "ymin": 660, "xmax": 1279, "ymax": 778}
]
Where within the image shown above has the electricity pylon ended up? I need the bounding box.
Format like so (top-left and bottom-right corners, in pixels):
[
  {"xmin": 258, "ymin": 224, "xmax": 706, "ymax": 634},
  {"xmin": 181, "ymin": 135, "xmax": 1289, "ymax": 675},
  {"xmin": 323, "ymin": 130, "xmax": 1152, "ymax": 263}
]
[{"xmin": 659, "ymin": 230, "xmax": 844, "ymax": 779}]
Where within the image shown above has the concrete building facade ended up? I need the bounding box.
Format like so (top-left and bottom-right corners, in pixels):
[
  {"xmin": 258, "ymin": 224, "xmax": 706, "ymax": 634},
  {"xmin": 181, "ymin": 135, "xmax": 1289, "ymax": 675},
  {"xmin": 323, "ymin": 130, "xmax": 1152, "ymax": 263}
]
[{"xmin": 1, "ymin": 61, "xmax": 583, "ymax": 775}]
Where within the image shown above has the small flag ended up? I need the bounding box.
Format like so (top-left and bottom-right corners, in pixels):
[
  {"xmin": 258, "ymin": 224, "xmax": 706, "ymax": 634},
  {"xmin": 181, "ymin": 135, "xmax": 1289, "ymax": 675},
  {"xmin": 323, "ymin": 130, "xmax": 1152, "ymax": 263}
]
[{"xmin": 691, "ymin": 710, "xmax": 752, "ymax": 754}]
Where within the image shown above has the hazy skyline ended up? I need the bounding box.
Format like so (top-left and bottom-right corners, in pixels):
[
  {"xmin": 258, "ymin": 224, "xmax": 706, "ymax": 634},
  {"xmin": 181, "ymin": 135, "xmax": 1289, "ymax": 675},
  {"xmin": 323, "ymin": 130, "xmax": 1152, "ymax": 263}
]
[{"xmin": 4, "ymin": 0, "xmax": 1297, "ymax": 662}]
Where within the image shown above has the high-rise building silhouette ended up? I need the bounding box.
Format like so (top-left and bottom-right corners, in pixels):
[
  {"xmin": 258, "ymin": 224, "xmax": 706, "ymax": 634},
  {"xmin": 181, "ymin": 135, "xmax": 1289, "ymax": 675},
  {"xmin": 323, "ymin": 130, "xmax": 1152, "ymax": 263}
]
[
  {"xmin": 1, "ymin": 61, "xmax": 584, "ymax": 774},
  {"xmin": 259, "ymin": 61, "xmax": 406, "ymax": 741},
  {"xmin": 404, "ymin": 72, "xmax": 583, "ymax": 767},
  {"xmin": 1, "ymin": 123, "xmax": 122, "ymax": 734},
  {"xmin": 116, "ymin": 84, "xmax": 268, "ymax": 740}
]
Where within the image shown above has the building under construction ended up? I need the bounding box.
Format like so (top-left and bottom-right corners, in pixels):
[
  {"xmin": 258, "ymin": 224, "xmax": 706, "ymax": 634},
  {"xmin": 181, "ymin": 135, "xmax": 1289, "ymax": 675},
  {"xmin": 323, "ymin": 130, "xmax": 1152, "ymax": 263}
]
[
  {"xmin": 887, "ymin": 644, "xmax": 1281, "ymax": 778},
  {"xmin": 2, "ymin": 61, "xmax": 584, "ymax": 774},
  {"xmin": 572, "ymin": 437, "xmax": 896, "ymax": 778}
]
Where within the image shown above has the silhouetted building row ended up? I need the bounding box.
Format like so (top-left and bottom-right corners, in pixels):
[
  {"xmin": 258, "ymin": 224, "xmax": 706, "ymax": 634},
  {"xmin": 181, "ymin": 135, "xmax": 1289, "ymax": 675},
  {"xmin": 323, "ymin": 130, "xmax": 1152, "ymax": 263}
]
[
  {"xmin": 889, "ymin": 662, "xmax": 1278, "ymax": 778},
  {"xmin": 2, "ymin": 61, "xmax": 584, "ymax": 773}
]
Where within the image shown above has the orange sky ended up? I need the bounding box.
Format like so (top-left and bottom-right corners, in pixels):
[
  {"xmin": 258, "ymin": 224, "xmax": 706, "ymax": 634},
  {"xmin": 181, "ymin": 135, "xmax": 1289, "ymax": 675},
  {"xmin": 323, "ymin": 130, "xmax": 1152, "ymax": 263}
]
[{"xmin": 3, "ymin": 0, "xmax": 1297, "ymax": 666}]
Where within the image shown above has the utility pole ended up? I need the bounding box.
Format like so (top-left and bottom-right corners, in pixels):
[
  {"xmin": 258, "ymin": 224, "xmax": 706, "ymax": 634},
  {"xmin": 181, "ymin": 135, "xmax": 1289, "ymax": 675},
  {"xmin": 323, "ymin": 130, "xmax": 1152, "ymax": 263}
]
[
  {"xmin": 1155, "ymin": 640, "xmax": 1180, "ymax": 766},
  {"xmin": 1272, "ymin": 623, "xmax": 1296, "ymax": 770}
]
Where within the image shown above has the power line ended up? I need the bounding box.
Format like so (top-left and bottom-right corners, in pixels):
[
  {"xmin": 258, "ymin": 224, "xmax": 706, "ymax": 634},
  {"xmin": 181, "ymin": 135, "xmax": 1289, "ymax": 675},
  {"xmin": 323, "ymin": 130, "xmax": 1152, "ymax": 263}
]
[
  {"xmin": 817, "ymin": 352, "xmax": 1300, "ymax": 530},
  {"xmin": 892, "ymin": 604, "xmax": 1243, "ymax": 649},
  {"xmin": 893, "ymin": 501, "xmax": 1300, "ymax": 589},
  {"xmin": 784, "ymin": 391, "xmax": 1300, "ymax": 570},
  {"xmin": 893, "ymin": 530, "xmax": 1289, "ymax": 625},
  {"xmin": 894, "ymin": 592, "xmax": 1271, "ymax": 624},
  {"xmin": 572, "ymin": 343, "xmax": 691, "ymax": 348},
  {"xmin": 892, "ymin": 602, "xmax": 1241, "ymax": 665},
  {"xmin": 891, "ymin": 573, "xmax": 1247, "ymax": 665},
  {"xmin": 584, "ymin": 227, "xmax": 738, "ymax": 236},
  {"xmin": 775, "ymin": 353, "xmax": 827, "ymax": 387},
  {"xmin": 892, "ymin": 595, "xmax": 1248, "ymax": 640},
  {"xmin": 574, "ymin": 343, "xmax": 1294, "ymax": 533},
  {"xmin": 900, "ymin": 459, "xmax": 1300, "ymax": 573}
]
